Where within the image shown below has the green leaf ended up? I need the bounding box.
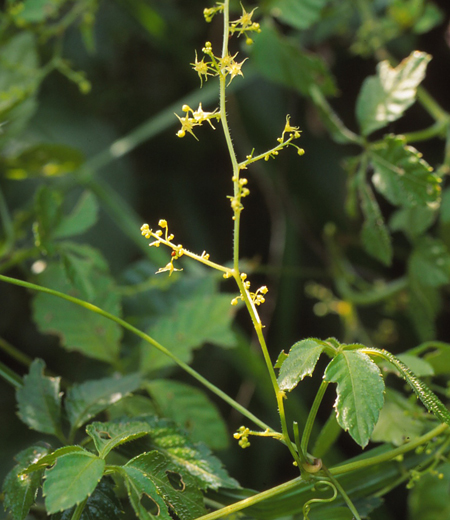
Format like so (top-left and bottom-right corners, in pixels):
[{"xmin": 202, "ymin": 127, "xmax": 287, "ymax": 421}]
[
  {"xmin": 122, "ymin": 463, "xmax": 171, "ymax": 520},
  {"xmin": 5, "ymin": 144, "xmax": 85, "ymax": 179},
  {"xmin": 370, "ymin": 134, "xmax": 441, "ymax": 208},
  {"xmin": 108, "ymin": 394, "xmax": 157, "ymax": 420},
  {"xmin": 440, "ymin": 186, "xmax": 450, "ymax": 223},
  {"xmin": 390, "ymin": 206, "xmax": 437, "ymax": 239},
  {"xmin": 124, "ymin": 451, "xmax": 206, "ymax": 520},
  {"xmin": 0, "ymin": 33, "xmax": 39, "ymax": 115},
  {"xmin": 65, "ymin": 373, "xmax": 141, "ymax": 432},
  {"xmin": 309, "ymin": 85, "xmax": 361, "ymax": 144},
  {"xmin": 371, "ymin": 388, "xmax": 424, "ymax": 446},
  {"xmin": 86, "ymin": 420, "xmax": 153, "ymax": 459},
  {"xmin": 251, "ymin": 24, "xmax": 337, "ymax": 97},
  {"xmin": 268, "ymin": 0, "xmax": 329, "ymax": 31},
  {"xmin": 33, "ymin": 186, "xmax": 62, "ymax": 254},
  {"xmin": 52, "ymin": 478, "xmax": 123, "ymax": 520},
  {"xmin": 10, "ymin": 0, "xmax": 63, "ymax": 24},
  {"xmin": 16, "ymin": 359, "xmax": 63, "ymax": 437},
  {"xmin": 2, "ymin": 445, "xmax": 49, "ymax": 520},
  {"xmin": 409, "ymin": 237, "xmax": 450, "ymax": 287},
  {"xmin": 43, "ymin": 451, "xmax": 105, "ymax": 514},
  {"xmin": 407, "ymin": 275, "xmax": 440, "ymax": 341},
  {"xmin": 408, "ymin": 461, "xmax": 450, "ymax": 520},
  {"xmin": 277, "ymin": 338, "xmax": 325, "ymax": 391},
  {"xmin": 423, "ymin": 343, "xmax": 450, "ymax": 376},
  {"xmin": 141, "ymin": 293, "xmax": 238, "ymax": 372},
  {"xmin": 324, "ymin": 351, "xmax": 385, "ymax": 447},
  {"xmin": 366, "ymin": 347, "xmax": 450, "ymax": 427},
  {"xmin": 146, "ymin": 380, "xmax": 229, "ymax": 450},
  {"xmin": 54, "ymin": 191, "xmax": 99, "ymax": 239},
  {"xmin": 32, "ymin": 261, "xmax": 122, "ymax": 363},
  {"xmin": 413, "ymin": 3, "xmax": 444, "ymax": 34},
  {"xmin": 359, "ymin": 182, "xmax": 393, "ymax": 266},
  {"xmin": 396, "ymin": 354, "xmax": 434, "ymax": 377},
  {"xmin": 356, "ymin": 51, "xmax": 431, "ymax": 136},
  {"xmin": 22, "ymin": 446, "xmax": 86, "ymax": 474}
]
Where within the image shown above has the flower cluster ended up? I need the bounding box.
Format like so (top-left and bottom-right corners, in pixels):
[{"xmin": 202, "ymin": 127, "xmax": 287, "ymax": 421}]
[
  {"xmin": 233, "ymin": 426, "xmax": 251, "ymax": 449},
  {"xmin": 229, "ymin": 5, "xmax": 261, "ymax": 45},
  {"xmin": 231, "ymin": 273, "xmax": 268, "ymax": 306},
  {"xmin": 140, "ymin": 220, "xmax": 184, "ymax": 276}
]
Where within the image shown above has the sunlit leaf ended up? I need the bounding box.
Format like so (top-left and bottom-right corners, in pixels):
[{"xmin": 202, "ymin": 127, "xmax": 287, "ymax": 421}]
[
  {"xmin": 359, "ymin": 182, "xmax": 392, "ymax": 265},
  {"xmin": 124, "ymin": 451, "xmax": 206, "ymax": 520},
  {"xmin": 370, "ymin": 134, "xmax": 441, "ymax": 208},
  {"xmin": 277, "ymin": 338, "xmax": 325, "ymax": 391},
  {"xmin": 2, "ymin": 445, "xmax": 49, "ymax": 520},
  {"xmin": 65, "ymin": 373, "xmax": 141, "ymax": 431},
  {"xmin": 43, "ymin": 451, "xmax": 105, "ymax": 514},
  {"xmin": 146, "ymin": 380, "xmax": 229, "ymax": 450},
  {"xmin": 22, "ymin": 446, "xmax": 86, "ymax": 474},
  {"xmin": 32, "ymin": 261, "xmax": 122, "ymax": 363},
  {"xmin": 16, "ymin": 359, "xmax": 63, "ymax": 437},
  {"xmin": 324, "ymin": 351, "xmax": 385, "ymax": 447},
  {"xmin": 356, "ymin": 51, "xmax": 431, "ymax": 135}
]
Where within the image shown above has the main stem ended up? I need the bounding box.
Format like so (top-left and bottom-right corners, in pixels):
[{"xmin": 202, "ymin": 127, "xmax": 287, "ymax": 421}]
[{"xmin": 219, "ymin": 0, "xmax": 298, "ymax": 464}]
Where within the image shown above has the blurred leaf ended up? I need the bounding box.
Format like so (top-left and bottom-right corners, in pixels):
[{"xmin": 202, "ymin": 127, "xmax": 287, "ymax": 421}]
[
  {"xmin": 396, "ymin": 353, "xmax": 434, "ymax": 377},
  {"xmin": 16, "ymin": 359, "xmax": 63, "ymax": 437},
  {"xmin": 390, "ymin": 206, "xmax": 437, "ymax": 239},
  {"xmin": 409, "ymin": 237, "xmax": 450, "ymax": 287},
  {"xmin": 356, "ymin": 51, "xmax": 431, "ymax": 136},
  {"xmin": 324, "ymin": 350, "xmax": 385, "ymax": 447},
  {"xmin": 251, "ymin": 23, "xmax": 337, "ymax": 97},
  {"xmin": 108, "ymin": 394, "xmax": 157, "ymax": 419},
  {"xmin": 371, "ymin": 388, "xmax": 424, "ymax": 446},
  {"xmin": 424, "ymin": 343, "xmax": 450, "ymax": 376},
  {"xmin": 359, "ymin": 182, "xmax": 392, "ymax": 265},
  {"xmin": 268, "ymin": 0, "xmax": 329, "ymax": 31},
  {"xmin": 52, "ymin": 478, "xmax": 123, "ymax": 520},
  {"xmin": 32, "ymin": 261, "xmax": 122, "ymax": 363},
  {"xmin": 277, "ymin": 338, "xmax": 325, "ymax": 391},
  {"xmin": 370, "ymin": 134, "xmax": 441, "ymax": 208},
  {"xmin": 146, "ymin": 379, "xmax": 229, "ymax": 450},
  {"xmin": 407, "ymin": 276, "xmax": 440, "ymax": 341},
  {"xmin": 124, "ymin": 451, "xmax": 206, "ymax": 520},
  {"xmin": 413, "ymin": 2, "xmax": 444, "ymax": 34},
  {"xmin": 65, "ymin": 373, "xmax": 141, "ymax": 432},
  {"xmin": 141, "ymin": 293, "xmax": 238, "ymax": 372},
  {"xmin": 87, "ymin": 420, "xmax": 153, "ymax": 459},
  {"xmin": 43, "ymin": 450, "xmax": 105, "ymax": 514},
  {"xmin": 2, "ymin": 445, "xmax": 49, "ymax": 520},
  {"xmin": 309, "ymin": 85, "xmax": 361, "ymax": 144},
  {"xmin": 5, "ymin": 144, "xmax": 84, "ymax": 179},
  {"xmin": 408, "ymin": 461, "xmax": 450, "ymax": 519},
  {"xmin": 33, "ymin": 186, "xmax": 62, "ymax": 254},
  {"xmin": 9, "ymin": 0, "xmax": 67, "ymax": 24},
  {"xmin": 0, "ymin": 32, "xmax": 39, "ymax": 114},
  {"xmin": 439, "ymin": 186, "xmax": 450, "ymax": 224},
  {"xmin": 54, "ymin": 191, "xmax": 99, "ymax": 239}
]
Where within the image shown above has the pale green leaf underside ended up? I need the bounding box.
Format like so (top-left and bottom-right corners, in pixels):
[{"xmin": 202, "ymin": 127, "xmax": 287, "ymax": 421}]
[
  {"xmin": 43, "ymin": 451, "xmax": 105, "ymax": 513},
  {"xmin": 356, "ymin": 51, "xmax": 431, "ymax": 136},
  {"xmin": 324, "ymin": 351, "xmax": 385, "ymax": 447},
  {"xmin": 277, "ymin": 338, "xmax": 325, "ymax": 391}
]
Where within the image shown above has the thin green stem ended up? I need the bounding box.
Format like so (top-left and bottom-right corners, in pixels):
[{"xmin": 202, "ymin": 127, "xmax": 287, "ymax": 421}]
[
  {"xmin": 0, "ymin": 359, "xmax": 23, "ymax": 389},
  {"xmin": 70, "ymin": 499, "xmax": 87, "ymax": 520},
  {"xmin": 0, "ymin": 273, "xmax": 271, "ymax": 432},
  {"xmin": 321, "ymin": 467, "xmax": 361, "ymax": 520},
  {"xmin": 0, "ymin": 336, "xmax": 33, "ymax": 368},
  {"xmin": 301, "ymin": 381, "xmax": 329, "ymax": 457}
]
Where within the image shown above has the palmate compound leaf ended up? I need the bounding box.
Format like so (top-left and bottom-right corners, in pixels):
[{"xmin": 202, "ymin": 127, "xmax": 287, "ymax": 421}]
[
  {"xmin": 276, "ymin": 338, "xmax": 325, "ymax": 391},
  {"xmin": 141, "ymin": 293, "xmax": 238, "ymax": 372},
  {"xmin": 3, "ymin": 445, "xmax": 49, "ymax": 520},
  {"xmin": 65, "ymin": 373, "xmax": 141, "ymax": 431},
  {"xmin": 42, "ymin": 450, "xmax": 105, "ymax": 514},
  {"xmin": 370, "ymin": 134, "xmax": 441, "ymax": 209},
  {"xmin": 145, "ymin": 380, "xmax": 229, "ymax": 450},
  {"xmin": 89, "ymin": 417, "xmax": 239, "ymax": 490},
  {"xmin": 123, "ymin": 451, "xmax": 206, "ymax": 520},
  {"xmin": 359, "ymin": 182, "xmax": 393, "ymax": 266},
  {"xmin": 356, "ymin": 51, "xmax": 431, "ymax": 136},
  {"xmin": 324, "ymin": 351, "xmax": 385, "ymax": 448},
  {"xmin": 16, "ymin": 359, "xmax": 63, "ymax": 438}
]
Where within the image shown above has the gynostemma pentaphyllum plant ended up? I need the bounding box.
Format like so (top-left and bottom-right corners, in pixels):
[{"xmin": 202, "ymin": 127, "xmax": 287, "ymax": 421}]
[{"xmin": 2, "ymin": 1, "xmax": 450, "ymax": 520}]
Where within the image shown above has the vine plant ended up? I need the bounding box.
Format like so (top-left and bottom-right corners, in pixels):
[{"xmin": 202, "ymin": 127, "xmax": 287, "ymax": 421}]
[{"xmin": 2, "ymin": 1, "xmax": 450, "ymax": 520}]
